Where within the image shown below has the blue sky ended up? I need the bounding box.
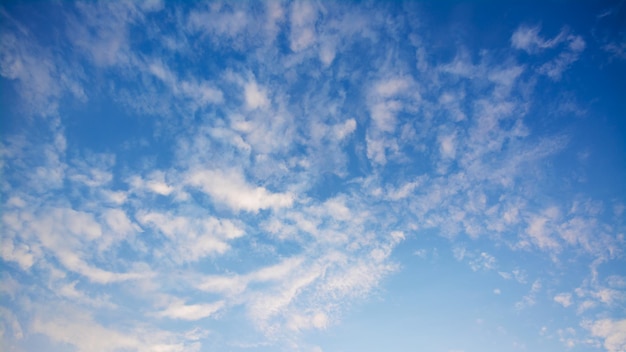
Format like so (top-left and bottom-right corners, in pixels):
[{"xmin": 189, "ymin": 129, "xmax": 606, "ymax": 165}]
[{"xmin": 1, "ymin": 1, "xmax": 625, "ymax": 351}]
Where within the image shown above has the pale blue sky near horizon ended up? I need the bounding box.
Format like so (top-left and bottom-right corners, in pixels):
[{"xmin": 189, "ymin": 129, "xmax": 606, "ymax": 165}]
[{"xmin": 1, "ymin": 1, "xmax": 625, "ymax": 351}]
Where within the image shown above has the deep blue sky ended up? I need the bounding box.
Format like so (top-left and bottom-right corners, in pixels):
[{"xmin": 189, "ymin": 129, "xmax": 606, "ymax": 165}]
[{"xmin": 1, "ymin": 1, "xmax": 625, "ymax": 351}]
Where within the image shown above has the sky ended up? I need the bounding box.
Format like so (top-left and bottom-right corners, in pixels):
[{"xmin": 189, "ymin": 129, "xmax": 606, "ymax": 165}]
[{"xmin": 0, "ymin": 1, "xmax": 625, "ymax": 351}]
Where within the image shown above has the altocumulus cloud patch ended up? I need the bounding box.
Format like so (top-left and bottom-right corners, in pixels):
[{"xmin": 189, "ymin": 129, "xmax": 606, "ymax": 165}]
[{"xmin": 1, "ymin": 1, "xmax": 625, "ymax": 351}]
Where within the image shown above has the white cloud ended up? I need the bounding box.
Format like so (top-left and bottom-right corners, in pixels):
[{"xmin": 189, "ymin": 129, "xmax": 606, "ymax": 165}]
[
  {"xmin": 510, "ymin": 25, "xmax": 585, "ymax": 80},
  {"xmin": 414, "ymin": 249, "xmax": 428, "ymax": 258},
  {"xmin": 69, "ymin": 167, "xmax": 113, "ymax": 187},
  {"xmin": 157, "ymin": 300, "xmax": 225, "ymax": 321},
  {"xmin": 386, "ymin": 178, "xmax": 424, "ymax": 201},
  {"xmin": 511, "ymin": 25, "xmax": 564, "ymax": 53},
  {"xmin": 375, "ymin": 78, "xmax": 412, "ymax": 98},
  {"xmin": 147, "ymin": 61, "xmax": 223, "ymax": 107},
  {"xmin": 333, "ymin": 118, "xmax": 357, "ymax": 140},
  {"xmin": 515, "ymin": 280, "xmax": 541, "ymax": 310},
  {"xmin": 198, "ymin": 256, "xmax": 305, "ymax": 296},
  {"xmin": 102, "ymin": 208, "xmax": 140, "ymax": 236},
  {"xmin": 365, "ymin": 135, "xmax": 390, "ymax": 165},
  {"xmin": 31, "ymin": 304, "xmax": 196, "ymax": 352},
  {"xmin": 228, "ymin": 106, "xmax": 296, "ymax": 155},
  {"xmin": 289, "ymin": 1, "xmax": 318, "ymax": 52},
  {"xmin": 525, "ymin": 207, "xmax": 561, "ymax": 251},
  {"xmin": 0, "ymin": 274, "xmax": 20, "ymax": 300},
  {"xmin": 247, "ymin": 262, "xmax": 324, "ymax": 330},
  {"xmin": 577, "ymin": 298, "xmax": 597, "ymax": 313},
  {"xmin": 439, "ymin": 133, "xmax": 456, "ymax": 159},
  {"xmin": 101, "ymin": 190, "xmax": 128, "ymax": 205},
  {"xmin": 187, "ymin": 4, "xmax": 249, "ymax": 40},
  {"xmin": 2, "ymin": 205, "xmax": 151, "ymax": 283},
  {"xmin": 585, "ymin": 319, "xmax": 626, "ymax": 352},
  {"xmin": 0, "ymin": 307, "xmax": 23, "ymax": 340},
  {"xmin": 364, "ymin": 76, "xmax": 419, "ymax": 166},
  {"xmin": 603, "ymin": 41, "xmax": 626, "ymax": 60},
  {"xmin": 264, "ymin": 1, "xmax": 285, "ymax": 42},
  {"xmin": 67, "ymin": 1, "xmax": 162, "ymax": 69},
  {"xmin": 554, "ymin": 293, "xmax": 572, "ymax": 307},
  {"xmin": 453, "ymin": 247, "xmax": 466, "ymax": 261},
  {"xmin": 0, "ymin": 22, "xmax": 85, "ymax": 116},
  {"xmin": 244, "ymin": 80, "xmax": 270, "ymax": 110},
  {"xmin": 592, "ymin": 288, "xmax": 623, "ymax": 305},
  {"xmin": 538, "ymin": 37, "xmax": 585, "ymax": 80},
  {"xmin": 58, "ymin": 252, "xmax": 147, "ymax": 284},
  {"xmin": 469, "ymin": 252, "xmax": 496, "ymax": 272},
  {"xmin": 288, "ymin": 311, "xmax": 329, "ymax": 331},
  {"xmin": 136, "ymin": 211, "xmax": 243, "ymax": 262},
  {"xmin": 194, "ymin": 226, "xmax": 403, "ymax": 335},
  {"xmin": 186, "ymin": 168, "xmax": 294, "ymax": 213},
  {"xmin": 370, "ymin": 100, "xmax": 401, "ymax": 133},
  {"xmin": 1, "ymin": 2, "xmax": 623, "ymax": 350},
  {"xmin": 129, "ymin": 171, "xmax": 175, "ymax": 196},
  {"xmin": 198, "ymin": 274, "xmax": 247, "ymax": 296},
  {"xmin": 0, "ymin": 237, "xmax": 35, "ymax": 270},
  {"xmin": 56, "ymin": 280, "xmax": 114, "ymax": 308},
  {"xmin": 369, "ymin": 78, "xmax": 415, "ymax": 131},
  {"xmin": 319, "ymin": 40, "xmax": 336, "ymax": 66}
]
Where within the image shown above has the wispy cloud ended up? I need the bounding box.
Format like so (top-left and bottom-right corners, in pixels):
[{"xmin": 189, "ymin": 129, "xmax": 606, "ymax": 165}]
[
  {"xmin": 511, "ymin": 25, "xmax": 586, "ymax": 80},
  {"xmin": 1, "ymin": 1, "xmax": 624, "ymax": 351}
]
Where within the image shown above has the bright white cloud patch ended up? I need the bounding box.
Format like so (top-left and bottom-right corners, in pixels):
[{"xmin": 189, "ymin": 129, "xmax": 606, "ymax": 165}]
[
  {"xmin": 586, "ymin": 319, "xmax": 626, "ymax": 352},
  {"xmin": 186, "ymin": 168, "xmax": 294, "ymax": 213},
  {"xmin": 244, "ymin": 80, "xmax": 270, "ymax": 110},
  {"xmin": 1, "ymin": 1, "xmax": 624, "ymax": 352},
  {"xmin": 157, "ymin": 300, "xmax": 225, "ymax": 321}
]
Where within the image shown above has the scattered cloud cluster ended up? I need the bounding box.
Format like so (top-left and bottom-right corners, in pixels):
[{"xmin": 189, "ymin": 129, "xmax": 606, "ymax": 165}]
[{"xmin": 1, "ymin": 1, "xmax": 624, "ymax": 351}]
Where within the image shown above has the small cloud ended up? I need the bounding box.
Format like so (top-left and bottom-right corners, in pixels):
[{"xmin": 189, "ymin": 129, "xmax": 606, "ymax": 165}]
[
  {"xmin": 333, "ymin": 118, "xmax": 357, "ymax": 141},
  {"xmin": 515, "ymin": 280, "xmax": 541, "ymax": 310},
  {"xmin": 288, "ymin": 312, "xmax": 329, "ymax": 331},
  {"xmin": 526, "ymin": 212, "xmax": 561, "ymax": 251},
  {"xmin": 319, "ymin": 41, "xmax": 336, "ymax": 66},
  {"xmin": 186, "ymin": 168, "xmax": 294, "ymax": 213},
  {"xmin": 597, "ymin": 7, "xmax": 615, "ymax": 19},
  {"xmin": 592, "ymin": 288, "xmax": 622, "ymax": 305},
  {"xmin": 511, "ymin": 25, "xmax": 546, "ymax": 53},
  {"xmin": 511, "ymin": 25, "xmax": 585, "ymax": 80},
  {"xmin": 577, "ymin": 300, "xmax": 596, "ymax": 313},
  {"xmin": 414, "ymin": 249, "xmax": 427, "ymax": 258},
  {"xmin": 554, "ymin": 293, "xmax": 572, "ymax": 307},
  {"xmin": 244, "ymin": 81, "xmax": 270, "ymax": 110},
  {"xmin": 603, "ymin": 42, "xmax": 626, "ymax": 60},
  {"xmin": 438, "ymin": 133, "xmax": 456, "ymax": 159},
  {"xmin": 493, "ymin": 288, "xmax": 501, "ymax": 295},
  {"xmin": 375, "ymin": 78, "xmax": 411, "ymax": 98},
  {"xmin": 510, "ymin": 25, "xmax": 563, "ymax": 53},
  {"xmin": 469, "ymin": 252, "xmax": 496, "ymax": 272},
  {"xmin": 452, "ymin": 247, "xmax": 466, "ymax": 261},
  {"xmin": 128, "ymin": 171, "xmax": 175, "ymax": 196},
  {"xmin": 157, "ymin": 300, "xmax": 224, "ymax": 321}
]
